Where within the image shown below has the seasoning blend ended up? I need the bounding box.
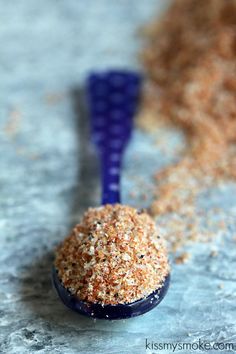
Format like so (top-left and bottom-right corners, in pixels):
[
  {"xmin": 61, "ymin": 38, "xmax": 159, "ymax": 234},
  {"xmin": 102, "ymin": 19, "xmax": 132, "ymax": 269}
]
[
  {"xmin": 138, "ymin": 0, "xmax": 236, "ymax": 253},
  {"xmin": 55, "ymin": 204, "xmax": 169, "ymax": 306}
]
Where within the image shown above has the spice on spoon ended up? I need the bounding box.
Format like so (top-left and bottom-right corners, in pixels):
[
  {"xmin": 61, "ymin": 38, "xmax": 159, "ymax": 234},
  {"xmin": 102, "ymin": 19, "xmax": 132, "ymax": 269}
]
[{"xmin": 55, "ymin": 204, "xmax": 169, "ymax": 305}]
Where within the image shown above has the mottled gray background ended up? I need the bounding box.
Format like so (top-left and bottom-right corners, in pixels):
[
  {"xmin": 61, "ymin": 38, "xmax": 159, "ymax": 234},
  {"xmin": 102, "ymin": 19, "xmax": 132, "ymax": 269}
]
[{"xmin": 0, "ymin": 1, "xmax": 236, "ymax": 353}]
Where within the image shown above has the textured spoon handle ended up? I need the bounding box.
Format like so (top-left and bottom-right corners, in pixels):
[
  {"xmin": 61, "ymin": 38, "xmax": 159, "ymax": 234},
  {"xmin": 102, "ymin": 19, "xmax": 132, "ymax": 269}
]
[{"xmin": 87, "ymin": 70, "xmax": 141, "ymax": 204}]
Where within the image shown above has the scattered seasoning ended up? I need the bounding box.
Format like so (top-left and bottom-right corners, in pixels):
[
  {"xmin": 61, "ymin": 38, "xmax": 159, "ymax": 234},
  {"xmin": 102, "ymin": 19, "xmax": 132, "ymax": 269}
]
[
  {"xmin": 128, "ymin": 191, "xmax": 136, "ymax": 199},
  {"xmin": 44, "ymin": 92, "xmax": 65, "ymax": 105},
  {"xmin": 4, "ymin": 107, "xmax": 21, "ymax": 138},
  {"xmin": 55, "ymin": 204, "xmax": 169, "ymax": 305},
  {"xmin": 174, "ymin": 252, "xmax": 190, "ymax": 265},
  {"xmin": 138, "ymin": 0, "xmax": 236, "ymax": 253},
  {"xmin": 210, "ymin": 250, "xmax": 218, "ymax": 258}
]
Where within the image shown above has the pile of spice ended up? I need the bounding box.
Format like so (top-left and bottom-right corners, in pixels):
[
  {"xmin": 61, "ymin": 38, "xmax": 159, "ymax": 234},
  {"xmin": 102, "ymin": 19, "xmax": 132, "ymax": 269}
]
[
  {"xmin": 55, "ymin": 204, "xmax": 169, "ymax": 305},
  {"xmin": 138, "ymin": 0, "xmax": 236, "ymax": 255}
]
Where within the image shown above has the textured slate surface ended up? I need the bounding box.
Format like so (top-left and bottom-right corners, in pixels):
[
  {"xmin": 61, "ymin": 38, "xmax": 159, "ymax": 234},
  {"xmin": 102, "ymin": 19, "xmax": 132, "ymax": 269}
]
[{"xmin": 0, "ymin": 1, "xmax": 236, "ymax": 353}]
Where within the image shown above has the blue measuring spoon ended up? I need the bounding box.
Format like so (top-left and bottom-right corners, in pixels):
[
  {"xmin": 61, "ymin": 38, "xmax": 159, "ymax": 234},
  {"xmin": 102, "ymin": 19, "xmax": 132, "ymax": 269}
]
[{"xmin": 52, "ymin": 70, "xmax": 170, "ymax": 320}]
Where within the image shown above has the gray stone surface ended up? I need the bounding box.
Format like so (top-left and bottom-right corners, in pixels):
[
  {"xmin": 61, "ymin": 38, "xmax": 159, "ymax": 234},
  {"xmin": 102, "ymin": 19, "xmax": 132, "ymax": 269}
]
[{"xmin": 0, "ymin": 1, "xmax": 236, "ymax": 353}]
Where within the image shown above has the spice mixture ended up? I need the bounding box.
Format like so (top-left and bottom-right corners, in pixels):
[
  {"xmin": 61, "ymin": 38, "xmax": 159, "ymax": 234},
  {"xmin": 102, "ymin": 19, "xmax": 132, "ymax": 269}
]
[
  {"xmin": 55, "ymin": 204, "xmax": 169, "ymax": 305},
  {"xmin": 138, "ymin": 0, "xmax": 236, "ymax": 255}
]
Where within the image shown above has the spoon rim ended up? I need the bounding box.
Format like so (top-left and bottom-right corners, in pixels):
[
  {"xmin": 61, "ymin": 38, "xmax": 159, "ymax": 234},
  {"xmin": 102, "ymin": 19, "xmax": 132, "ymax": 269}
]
[{"xmin": 52, "ymin": 267, "xmax": 170, "ymax": 320}]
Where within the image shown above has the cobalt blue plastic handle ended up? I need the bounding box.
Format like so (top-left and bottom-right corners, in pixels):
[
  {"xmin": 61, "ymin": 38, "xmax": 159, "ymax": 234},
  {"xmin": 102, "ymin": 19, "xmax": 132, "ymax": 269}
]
[{"xmin": 87, "ymin": 71, "xmax": 141, "ymax": 205}]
